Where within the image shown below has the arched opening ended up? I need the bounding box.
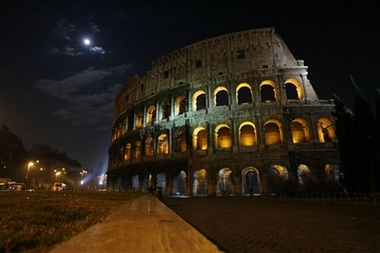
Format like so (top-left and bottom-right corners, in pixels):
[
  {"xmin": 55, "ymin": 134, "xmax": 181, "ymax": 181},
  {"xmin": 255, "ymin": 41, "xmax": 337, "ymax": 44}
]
[
  {"xmin": 192, "ymin": 169, "xmax": 207, "ymax": 196},
  {"xmin": 132, "ymin": 175, "xmax": 139, "ymax": 192},
  {"xmin": 216, "ymin": 168, "xmax": 234, "ymax": 196},
  {"xmin": 236, "ymin": 83, "xmax": 253, "ymax": 105},
  {"xmin": 157, "ymin": 134, "xmax": 169, "ymax": 154},
  {"xmin": 124, "ymin": 143, "xmax": 131, "ymax": 161},
  {"xmin": 260, "ymin": 80, "xmax": 276, "ymax": 102},
  {"xmin": 242, "ymin": 168, "xmax": 261, "ymax": 196},
  {"xmin": 135, "ymin": 110, "xmax": 144, "ymax": 128},
  {"xmin": 193, "ymin": 127, "xmax": 208, "ymax": 150},
  {"xmin": 172, "ymin": 170, "xmax": 187, "ymax": 195},
  {"xmin": 162, "ymin": 101, "xmax": 171, "ymax": 120},
  {"xmin": 215, "ymin": 125, "xmax": 231, "ymax": 148},
  {"xmin": 325, "ymin": 164, "xmax": 334, "ymax": 182},
  {"xmin": 285, "ymin": 83, "xmax": 298, "ymax": 99},
  {"xmin": 214, "ymin": 87, "xmax": 229, "ymax": 106},
  {"xmin": 266, "ymin": 165, "xmax": 289, "ymax": 193},
  {"xmin": 297, "ymin": 164, "xmax": 317, "ymax": 190},
  {"xmin": 133, "ymin": 141, "xmax": 141, "ymax": 160},
  {"xmin": 265, "ymin": 121, "xmax": 282, "ymax": 145},
  {"xmin": 142, "ymin": 174, "xmax": 152, "ymax": 193},
  {"xmin": 193, "ymin": 90, "xmax": 206, "ymax": 111},
  {"xmin": 317, "ymin": 118, "xmax": 337, "ymax": 142},
  {"xmin": 285, "ymin": 78, "xmax": 303, "ymax": 100},
  {"xmin": 291, "ymin": 118, "xmax": 310, "ymax": 143},
  {"xmin": 174, "ymin": 130, "xmax": 187, "ymax": 152},
  {"xmin": 239, "ymin": 123, "xmax": 256, "ymax": 147},
  {"xmin": 156, "ymin": 172, "xmax": 167, "ymax": 195},
  {"xmin": 118, "ymin": 146, "xmax": 123, "ymax": 165},
  {"xmin": 144, "ymin": 137, "xmax": 154, "ymax": 157},
  {"xmin": 216, "ymin": 90, "xmax": 228, "ymax": 106},
  {"xmin": 175, "ymin": 95, "xmax": 187, "ymax": 115},
  {"xmin": 147, "ymin": 105, "xmax": 156, "ymax": 124}
]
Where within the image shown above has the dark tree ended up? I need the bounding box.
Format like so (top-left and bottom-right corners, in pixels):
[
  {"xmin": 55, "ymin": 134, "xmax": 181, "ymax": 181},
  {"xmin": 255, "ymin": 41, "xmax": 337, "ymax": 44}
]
[
  {"xmin": 29, "ymin": 143, "xmax": 82, "ymax": 170},
  {"xmin": 333, "ymin": 77, "xmax": 380, "ymax": 193},
  {"xmin": 27, "ymin": 143, "xmax": 82, "ymax": 188},
  {"xmin": 0, "ymin": 125, "xmax": 28, "ymax": 180}
]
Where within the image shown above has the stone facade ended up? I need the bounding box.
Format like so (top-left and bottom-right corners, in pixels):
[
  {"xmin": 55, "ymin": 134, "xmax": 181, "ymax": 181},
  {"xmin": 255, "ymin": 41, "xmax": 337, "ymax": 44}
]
[{"xmin": 107, "ymin": 27, "xmax": 340, "ymax": 196}]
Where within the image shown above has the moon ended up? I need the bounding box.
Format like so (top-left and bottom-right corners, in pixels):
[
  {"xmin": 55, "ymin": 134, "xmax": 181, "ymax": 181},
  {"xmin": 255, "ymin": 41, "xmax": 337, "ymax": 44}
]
[{"xmin": 84, "ymin": 38, "xmax": 91, "ymax": 45}]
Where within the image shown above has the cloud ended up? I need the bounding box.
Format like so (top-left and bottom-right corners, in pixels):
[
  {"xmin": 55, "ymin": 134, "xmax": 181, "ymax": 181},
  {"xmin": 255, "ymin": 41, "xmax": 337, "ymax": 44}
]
[
  {"xmin": 36, "ymin": 65, "xmax": 131, "ymax": 128},
  {"xmin": 49, "ymin": 18, "xmax": 105, "ymax": 56},
  {"xmin": 89, "ymin": 46, "xmax": 105, "ymax": 55},
  {"xmin": 53, "ymin": 19, "xmax": 75, "ymax": 41}
]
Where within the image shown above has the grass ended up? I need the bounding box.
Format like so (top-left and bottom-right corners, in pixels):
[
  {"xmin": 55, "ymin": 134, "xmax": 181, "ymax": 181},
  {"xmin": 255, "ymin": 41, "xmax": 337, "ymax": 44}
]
[{"xmin": 0, "ymin": 191, "xmax": 145, "ymax": 253}]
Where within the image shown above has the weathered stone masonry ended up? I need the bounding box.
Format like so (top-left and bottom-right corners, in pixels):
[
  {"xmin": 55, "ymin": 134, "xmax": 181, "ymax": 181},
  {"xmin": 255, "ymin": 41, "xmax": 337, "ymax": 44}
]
[{"xmin": 107, "ymin": 27, "xmax": 340, "ymax": 196}]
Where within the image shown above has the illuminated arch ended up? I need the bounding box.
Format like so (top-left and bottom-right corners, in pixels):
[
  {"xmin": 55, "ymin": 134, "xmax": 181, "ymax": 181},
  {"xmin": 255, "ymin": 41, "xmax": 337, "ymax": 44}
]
[
  {"xmin": 213, "ymin": 86, "xmax": 229, "ymax": 106},
  {"xmin": 284, "ymin": 78, "xmax": 303, "ymax": 100},
  {"xmin": 260, "ymin": 80, "xmax": 277, "ymax": 102},
  {"xmin": 241, "ymin": 167, "xmax": 261, "ymax": 195},
  {"xmin": 291, "ymin": 118, "xmax": 310, "ymax": 143},
  {"xmin": 193, "ymin": 127, "xmax": 208, "ymax": 150},
  {"xmin": 267, "ymin": 165, "xmax": 289, "ymax": 193},
  {"xmin": 325, "ymin": 164, "xmax": 334, "ymax": 182},
  {"xmin": 215, "ymin": 124, "xmax": 231, "ymax": 148},
  {"xmin": 236, "ymin": 82, "xmax": 253, "ymax": 105},
  {"xmin": 124, "ymin": 143, "xmax": 131, "ymax": 161},
  {"xmin": 297, "ymin": 164, "xmax": 311, "ymax": 185},
  {"xmin": 157, "ymin": 133, "xmax": 169, "ymax": 154},
  {"xmin": 216, "ymin": 168, "xmax": 234, "ymax": 196},
  {"xmin": 264, "ymin": 119, "xmax": 283, "ymax": 145},
  {"xmin": 317, "ymin": 118, "xmax": 337, "ymax": 142},
  {"xmin": 239, "ymin": 121, "xmax": 257, "ymax": 146},
  {"xmin": 135, "ymin": 110, "xmax": 144, "ymax": 128},
  {"xmin": 146, "ymin": 105, "xmax": 156, "ymax": 124},
  {"xmin": 133, "ymin": 140, "xmax": 141, "ymax": 159},
  {"xmin": 192, "ymin": 90, "xmax": 207, "ymax": 111},
  {"xmin": 175, "ymin": 95, "xmax": 187, "ymax": 115},
  {"xmin": 144, "ymin": 137, "xmax": 154, "ymax": 157},
  {"xmin": 172, "ymin": 170, "xmax": 187, "ymax": 195},
  {"xmin": 192, "ymin": 169, "xmax": 208, "ymax": 196}
]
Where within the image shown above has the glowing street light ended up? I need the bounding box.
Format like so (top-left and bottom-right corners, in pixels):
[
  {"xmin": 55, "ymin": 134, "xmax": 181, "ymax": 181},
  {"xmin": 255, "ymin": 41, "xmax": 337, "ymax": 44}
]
[
  {"xmin": 25, "ymin": 162, "xmax": 34, "ymax": 178},
  {"xmin": 55, "ymin": 171, "xmax": 62, "ymax": 181},
  {"xmin": 79, "ymin": 170, "xmax": 87, "ymax": 186},
  {"xmin": 80, "ymin": 169, "xmax": 87, "ymax": 177}
]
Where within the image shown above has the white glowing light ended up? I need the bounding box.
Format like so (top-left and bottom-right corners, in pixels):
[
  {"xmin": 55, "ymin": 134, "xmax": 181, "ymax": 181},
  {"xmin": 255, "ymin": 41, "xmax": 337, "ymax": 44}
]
[{"xmin": 84, "ymin": 38, "xmax": 91, "ymax": 45}]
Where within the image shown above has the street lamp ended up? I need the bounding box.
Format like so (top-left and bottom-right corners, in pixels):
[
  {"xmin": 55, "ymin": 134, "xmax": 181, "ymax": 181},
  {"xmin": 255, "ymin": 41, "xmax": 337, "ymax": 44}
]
[
  {"xmin": 25, "ymin": 162, "xmax": 34, "ymax": 178},
  {"xmin": 55, "ymin": 171, "xmax": 61, "ymax": 181},
  {"xmin": 80, "ymin": 170, "xmax": 87, "ymax": 185}
]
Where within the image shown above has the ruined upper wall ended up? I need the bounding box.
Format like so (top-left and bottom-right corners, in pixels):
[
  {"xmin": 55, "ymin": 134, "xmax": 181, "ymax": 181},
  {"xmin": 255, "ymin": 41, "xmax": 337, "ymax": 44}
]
[{"xmin": 115, "ymin": 27, "xmax": 307, "ymax": 115}]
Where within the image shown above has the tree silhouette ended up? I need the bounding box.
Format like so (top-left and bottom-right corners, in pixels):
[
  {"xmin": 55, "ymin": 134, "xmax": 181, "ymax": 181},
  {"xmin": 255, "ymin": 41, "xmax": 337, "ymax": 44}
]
[
  {"xmin": 333, "ymin": 77, "xmax": 380, "ymax": 193},
  {"xmin": 0, "ymin": 125, "xmax": 27, "ymax": 180}
]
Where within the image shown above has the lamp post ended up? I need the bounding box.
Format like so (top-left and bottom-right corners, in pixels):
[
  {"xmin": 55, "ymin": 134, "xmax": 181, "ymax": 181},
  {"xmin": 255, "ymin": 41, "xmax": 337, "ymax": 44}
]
[
  {"xmin": 80, "ymin": 169, "xmax": 87, "ymax": 185},
  {"xmin": 55, "ymin": 171, "xmax": 61, "ymax": 181},
  {"xmin": 25, "ymin": 162, "xmax": 34, "ymax": 178}
]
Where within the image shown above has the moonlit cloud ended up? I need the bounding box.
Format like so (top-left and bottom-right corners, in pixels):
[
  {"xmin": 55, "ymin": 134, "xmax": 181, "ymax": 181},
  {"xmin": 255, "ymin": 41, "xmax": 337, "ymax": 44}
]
[
  {"xmin": 50, "ymin": 18, "xmax": 105, "ymax": 56},
  {"xmin": 53, "ymin": 19, "xmax": 75, "ymax": 41},
  {"xmin": 35, "ymin": 65, "xmax": 131, "ymax": 129},
  {"xmin": 89, "ymin": 46, "xmax": 105, "ymax": 54}
]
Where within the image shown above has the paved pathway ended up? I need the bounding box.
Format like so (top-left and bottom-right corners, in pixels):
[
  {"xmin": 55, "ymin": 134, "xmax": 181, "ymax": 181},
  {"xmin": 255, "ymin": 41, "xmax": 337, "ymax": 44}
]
[
  {"xmin": 163, "ymin": 196, "xmax": 380, "ymax": 253},
  {"xmin": 50, "ymin": 194, "xmax": 222, "ymax": 253}
]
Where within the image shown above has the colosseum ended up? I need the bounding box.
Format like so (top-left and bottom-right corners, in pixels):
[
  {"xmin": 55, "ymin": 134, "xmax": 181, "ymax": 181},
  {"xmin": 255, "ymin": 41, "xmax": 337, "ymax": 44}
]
[{"xmin": 107, "ymin": 27, "xmax": 340, "ymax": 196}]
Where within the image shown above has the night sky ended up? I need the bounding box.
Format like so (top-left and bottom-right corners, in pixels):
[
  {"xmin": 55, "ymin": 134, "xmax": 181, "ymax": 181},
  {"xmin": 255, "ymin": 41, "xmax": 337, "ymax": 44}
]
[{"xmin": 1, "ymin": 2, "xmax": 379, "ymax": 172}]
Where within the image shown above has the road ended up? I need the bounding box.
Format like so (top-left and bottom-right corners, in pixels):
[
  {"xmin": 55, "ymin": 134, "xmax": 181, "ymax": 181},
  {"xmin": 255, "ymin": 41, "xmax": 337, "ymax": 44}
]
[{"xmin": 163, "ymin": 196, "xmax": 380, "ymax": 253}]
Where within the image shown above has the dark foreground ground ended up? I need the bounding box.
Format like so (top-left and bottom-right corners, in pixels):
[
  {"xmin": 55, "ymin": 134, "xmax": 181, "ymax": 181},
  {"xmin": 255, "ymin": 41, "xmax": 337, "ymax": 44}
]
[{"xmin": 162, "ymin": 196, "xmax": 380, "ymax": 253}]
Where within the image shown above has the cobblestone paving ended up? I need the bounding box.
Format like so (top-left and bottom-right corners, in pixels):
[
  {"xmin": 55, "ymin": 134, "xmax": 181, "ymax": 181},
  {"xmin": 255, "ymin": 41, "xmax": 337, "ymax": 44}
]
[{"xmin": 162, "ymin": 197, "xmax": 380, "ymax": 253}]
